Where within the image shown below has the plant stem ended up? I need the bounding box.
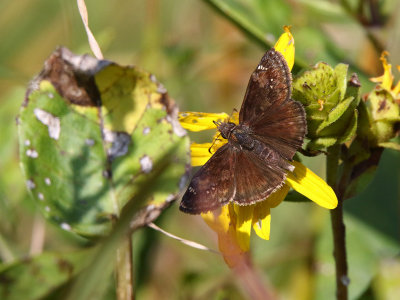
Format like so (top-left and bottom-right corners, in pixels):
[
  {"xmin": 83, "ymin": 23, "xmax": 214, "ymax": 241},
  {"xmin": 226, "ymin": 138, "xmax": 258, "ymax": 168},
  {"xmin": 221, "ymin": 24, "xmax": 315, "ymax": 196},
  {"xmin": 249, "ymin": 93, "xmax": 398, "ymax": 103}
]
[
  {"xmin": 327, "ymin": 145, "xmax": 349, "ymax": 300},
  {"xmin": 116, "ymin": 235, "xmax": 134, "ymax": 300}
]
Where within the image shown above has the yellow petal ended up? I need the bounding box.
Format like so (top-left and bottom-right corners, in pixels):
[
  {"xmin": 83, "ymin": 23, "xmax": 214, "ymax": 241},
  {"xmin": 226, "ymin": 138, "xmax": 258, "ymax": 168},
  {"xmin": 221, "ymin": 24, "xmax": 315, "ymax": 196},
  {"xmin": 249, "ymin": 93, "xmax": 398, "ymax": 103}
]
[
  {"xmin": 202, "ymin": 205, "xmax": 250, "ymax": 267},
  {"xmin": 201, "ymin": 205, "xmax": 230, "ymax": 234},
  {"xmin": 266, "ymin": 184, "xmax": 290, "ymax": 208},
  {"xmin": 252, "ymin": 201, "xmax": 271, "ymax": 240},
  {"xmin": 286, "ymin": 161, "xmax": 338, "ymax": 209},
  {"xmin": 178, "ymin": 111, "xmax": 229, "ymax": 132},
  {"xmin": 190, "ymin": 143, "xmax": 213, "ymax": 166},
  {"xmin": 274, "ymin": 26, "xmax": 295, "ymax": 71},
  {"xmin": 229, "ymin": 111, "xmax": 240, "ymax": 124},
  {"xmin": 370, "ymin": 51, "xmax": 394, "ymax": 92},
  {"xmin": 233, "ymin": 204, "xmax": 253, "ymax": 251},
  {"xmin": 393, "ymin": 65, "xmax": 400, "ymax": 96}
]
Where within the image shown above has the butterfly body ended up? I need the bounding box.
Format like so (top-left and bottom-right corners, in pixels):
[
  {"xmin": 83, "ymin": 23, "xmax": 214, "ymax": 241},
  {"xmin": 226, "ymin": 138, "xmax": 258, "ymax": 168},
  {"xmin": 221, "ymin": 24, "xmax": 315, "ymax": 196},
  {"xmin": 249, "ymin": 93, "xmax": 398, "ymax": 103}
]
[
  {"xmin": 180, "ymin": 49, "xmax": 307, "ymax": 214},
  {"xmin": 216, "ymin": 122, "xmax": 254, "ymax": 150}
]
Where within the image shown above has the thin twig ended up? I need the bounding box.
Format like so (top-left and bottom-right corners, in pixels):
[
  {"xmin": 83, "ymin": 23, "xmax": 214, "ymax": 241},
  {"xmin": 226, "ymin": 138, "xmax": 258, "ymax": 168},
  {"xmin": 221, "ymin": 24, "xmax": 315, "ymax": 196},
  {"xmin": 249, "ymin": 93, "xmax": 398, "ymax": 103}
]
[{"xmin": 327, "ymin": 145, "xmax": 349, "ymax": 300}]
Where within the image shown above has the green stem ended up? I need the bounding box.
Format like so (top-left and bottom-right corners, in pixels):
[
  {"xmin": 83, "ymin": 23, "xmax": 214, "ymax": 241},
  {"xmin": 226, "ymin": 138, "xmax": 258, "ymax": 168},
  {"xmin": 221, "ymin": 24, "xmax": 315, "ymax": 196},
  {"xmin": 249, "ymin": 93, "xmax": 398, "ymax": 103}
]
[
  {"xmin": 200, "ymin": 0, "xmax": 309, "ymax": 71},
  {"xmin": 327, "ymin": 145, "xmax": 349, "ymax": 300},
  {"xmin": 116, "ymin": 236, "xmax": 134, "ymax": 300}
]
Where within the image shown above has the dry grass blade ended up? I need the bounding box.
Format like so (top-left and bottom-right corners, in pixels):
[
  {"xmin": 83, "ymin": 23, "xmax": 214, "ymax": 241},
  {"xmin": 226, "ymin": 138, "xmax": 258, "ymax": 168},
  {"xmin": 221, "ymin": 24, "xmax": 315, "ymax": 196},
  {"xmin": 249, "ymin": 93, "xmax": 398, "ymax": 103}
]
[
  {"xmin": 148, "ymin": 222, "xmax": 220, "ymax": 254},
  {"xmin": 77, "ymin": 0, "xmax": 104, "ymax": 59}
]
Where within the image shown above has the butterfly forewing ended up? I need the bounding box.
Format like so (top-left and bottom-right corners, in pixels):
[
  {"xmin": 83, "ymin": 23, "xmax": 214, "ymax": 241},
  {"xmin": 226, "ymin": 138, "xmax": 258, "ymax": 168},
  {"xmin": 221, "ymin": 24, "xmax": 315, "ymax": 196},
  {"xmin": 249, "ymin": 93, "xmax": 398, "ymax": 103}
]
[
  {"xmin": 180, "ymin": 144, "xmax": 236, "ymax": 214},
  {"xmin": 239, "ymin": 49, "xmax": 292, "ymax": 123}
]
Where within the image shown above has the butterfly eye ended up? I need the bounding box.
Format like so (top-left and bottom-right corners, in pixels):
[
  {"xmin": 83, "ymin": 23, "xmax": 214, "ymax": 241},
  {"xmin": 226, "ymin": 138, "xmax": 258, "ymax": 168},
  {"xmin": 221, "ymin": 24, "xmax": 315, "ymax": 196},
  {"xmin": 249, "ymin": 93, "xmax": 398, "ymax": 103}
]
[{"xmin": 220, "ymin": 131, "xmax": 227, "ymax": 139}]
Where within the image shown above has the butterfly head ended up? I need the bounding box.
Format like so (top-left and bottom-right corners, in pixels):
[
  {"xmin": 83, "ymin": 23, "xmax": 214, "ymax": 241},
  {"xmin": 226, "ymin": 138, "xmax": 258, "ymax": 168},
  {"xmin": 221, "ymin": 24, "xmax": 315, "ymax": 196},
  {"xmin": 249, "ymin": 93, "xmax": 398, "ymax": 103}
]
[{"xmin": 213, "ymin": 120, "xmax": 236, "ymax": 140}]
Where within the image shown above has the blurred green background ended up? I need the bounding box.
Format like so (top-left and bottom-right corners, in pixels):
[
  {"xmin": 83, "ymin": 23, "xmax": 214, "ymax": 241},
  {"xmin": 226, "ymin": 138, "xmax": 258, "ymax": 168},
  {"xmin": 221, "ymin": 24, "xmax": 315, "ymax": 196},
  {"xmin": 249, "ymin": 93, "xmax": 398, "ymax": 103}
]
[{"xmin": 1, "ymin": 0, "xmax": 399, "ymax": 299}]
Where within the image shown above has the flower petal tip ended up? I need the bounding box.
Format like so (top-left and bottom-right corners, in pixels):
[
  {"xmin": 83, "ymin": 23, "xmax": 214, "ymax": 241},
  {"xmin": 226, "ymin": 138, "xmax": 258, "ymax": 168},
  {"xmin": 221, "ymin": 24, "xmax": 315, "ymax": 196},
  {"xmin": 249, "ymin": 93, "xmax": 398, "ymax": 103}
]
[{"xmin": 274, "ymin": 26, "xmax": 295, "ymax": 71}]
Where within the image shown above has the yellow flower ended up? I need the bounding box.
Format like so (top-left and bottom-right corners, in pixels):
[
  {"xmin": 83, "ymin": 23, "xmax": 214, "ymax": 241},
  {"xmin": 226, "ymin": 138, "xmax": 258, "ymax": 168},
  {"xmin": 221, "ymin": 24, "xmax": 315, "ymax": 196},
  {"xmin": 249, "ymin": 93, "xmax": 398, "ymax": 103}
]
[
  {"xmin": 370, "ymin": 51, "xmax": 400, "ymax": 99},
  {"xmin": 179, "ymin": 27, "xmax": 337, "ymax": 267}
]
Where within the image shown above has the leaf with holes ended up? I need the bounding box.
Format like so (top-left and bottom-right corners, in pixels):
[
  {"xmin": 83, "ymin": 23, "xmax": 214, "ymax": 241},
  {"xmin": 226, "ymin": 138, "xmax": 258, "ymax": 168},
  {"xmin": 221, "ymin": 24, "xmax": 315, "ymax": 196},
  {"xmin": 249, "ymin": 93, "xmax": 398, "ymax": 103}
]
[{"xmin": 18, "ymin": 47, "xmax": 190, "ymax": 237}]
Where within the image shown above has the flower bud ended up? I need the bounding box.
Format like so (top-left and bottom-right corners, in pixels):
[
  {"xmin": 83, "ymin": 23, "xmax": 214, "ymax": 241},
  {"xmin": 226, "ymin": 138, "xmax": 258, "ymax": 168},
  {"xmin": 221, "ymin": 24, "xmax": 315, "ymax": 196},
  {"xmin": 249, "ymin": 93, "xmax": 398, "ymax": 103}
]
[{"xmin": 292, "ymin": 63, "xmax": 361, "ymax": 150}]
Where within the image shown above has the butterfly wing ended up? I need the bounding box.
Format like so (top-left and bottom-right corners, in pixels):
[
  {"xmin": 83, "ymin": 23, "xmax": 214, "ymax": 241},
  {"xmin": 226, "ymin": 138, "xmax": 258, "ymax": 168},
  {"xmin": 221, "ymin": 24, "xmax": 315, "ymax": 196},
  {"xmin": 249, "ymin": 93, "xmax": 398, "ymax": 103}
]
[
  {"xmin": 251, "ymin": 99, "xmax": 306, "ymax": 160},
  {"xmin": 180, "ymin": 144, "xmax": 237, "ymax": 214},
  {"xmin": 239, "ymin": 48, "xmax": 292, "ymax": 123},
  {"xmin": 232, "ymin": 47, "xmax": 306, "ymax": 205},
  {"xmin": 240, "ymin": 48, "xmax": 306, "ymax": 160},
  {"xmin": 232, "ymin": 144, "xmax": 291, "ymax": 205}
]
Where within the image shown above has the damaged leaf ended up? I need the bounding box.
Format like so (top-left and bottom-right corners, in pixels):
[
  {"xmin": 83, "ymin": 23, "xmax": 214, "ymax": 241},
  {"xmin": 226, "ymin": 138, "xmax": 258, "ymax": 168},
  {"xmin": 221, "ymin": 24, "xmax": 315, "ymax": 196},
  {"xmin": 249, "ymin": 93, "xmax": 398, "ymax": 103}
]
[{"xmin": 18, "ymin": 47, "xmax": 190, "ymax": 237}]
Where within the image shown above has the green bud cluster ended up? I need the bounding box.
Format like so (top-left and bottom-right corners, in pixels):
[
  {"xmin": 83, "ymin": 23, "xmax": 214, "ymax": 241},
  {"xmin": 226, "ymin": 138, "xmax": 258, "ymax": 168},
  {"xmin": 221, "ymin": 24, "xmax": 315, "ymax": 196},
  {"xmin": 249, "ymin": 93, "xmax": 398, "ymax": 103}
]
[{"xmin": 292, "ymin": 63, "xmax": 361, "ymax": 150}]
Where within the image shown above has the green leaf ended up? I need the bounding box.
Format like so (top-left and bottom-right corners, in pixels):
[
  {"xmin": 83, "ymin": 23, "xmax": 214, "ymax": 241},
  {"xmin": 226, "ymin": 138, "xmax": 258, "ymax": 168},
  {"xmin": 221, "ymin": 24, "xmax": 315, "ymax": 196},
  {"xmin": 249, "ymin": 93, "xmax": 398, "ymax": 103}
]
[
  {"xmin": 0, "ymin": 249, "xmax": 93, "ymax": 300},
  {"xmin": 337, "ymin": 109, "xmax": 358, "ymax": 143},
  {"xmin": 18, "ymin": 48, "xmax": 190, "ymax": 237},
  {"xmin": 316, "ymin": 96, "xmax": 354, "ymax": 134},
  {"xmin": 306, "ymin": 136, "xmax": 338, "ymax": 150},
  {"xmin": 333, "ymin": 63, "xmax": 349, "ymax": 102}
]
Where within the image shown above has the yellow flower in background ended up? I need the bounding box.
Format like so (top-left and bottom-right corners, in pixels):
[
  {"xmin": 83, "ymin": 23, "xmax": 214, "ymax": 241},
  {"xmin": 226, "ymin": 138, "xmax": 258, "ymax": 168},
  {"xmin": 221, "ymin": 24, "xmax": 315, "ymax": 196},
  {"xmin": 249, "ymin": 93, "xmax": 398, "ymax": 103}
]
[
  {"xmin": 370, "ymin": 51, "xmax": 400, "ymax": 99},
  {"xmin": 179, "ymin": 27, "xmax": 337, "ymax": 266}
]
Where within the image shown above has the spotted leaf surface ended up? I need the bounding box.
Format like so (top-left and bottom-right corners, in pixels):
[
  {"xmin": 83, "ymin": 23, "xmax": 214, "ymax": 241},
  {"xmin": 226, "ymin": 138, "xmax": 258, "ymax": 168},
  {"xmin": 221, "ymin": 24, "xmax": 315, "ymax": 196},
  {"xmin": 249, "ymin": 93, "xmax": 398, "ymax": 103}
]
[{"xmin": 19, "ymin": 48, "xmax": 190, "ymax": 237}]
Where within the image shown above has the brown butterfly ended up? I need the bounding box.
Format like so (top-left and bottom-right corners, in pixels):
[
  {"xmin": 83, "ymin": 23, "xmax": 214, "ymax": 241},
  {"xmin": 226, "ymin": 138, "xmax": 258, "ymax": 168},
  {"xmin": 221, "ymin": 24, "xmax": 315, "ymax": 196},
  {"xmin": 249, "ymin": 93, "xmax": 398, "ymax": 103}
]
[{"xmin": 180, "ymin": 48, "xmax": 307, "ymax": 214}]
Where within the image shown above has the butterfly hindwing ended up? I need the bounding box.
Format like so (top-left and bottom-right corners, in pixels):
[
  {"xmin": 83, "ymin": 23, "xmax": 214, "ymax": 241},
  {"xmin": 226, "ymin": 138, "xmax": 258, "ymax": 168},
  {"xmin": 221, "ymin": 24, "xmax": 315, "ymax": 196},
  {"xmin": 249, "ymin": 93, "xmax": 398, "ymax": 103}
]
[{"xmin": 233, "ymin": 148, "xmax": 287, "ymax": 205}]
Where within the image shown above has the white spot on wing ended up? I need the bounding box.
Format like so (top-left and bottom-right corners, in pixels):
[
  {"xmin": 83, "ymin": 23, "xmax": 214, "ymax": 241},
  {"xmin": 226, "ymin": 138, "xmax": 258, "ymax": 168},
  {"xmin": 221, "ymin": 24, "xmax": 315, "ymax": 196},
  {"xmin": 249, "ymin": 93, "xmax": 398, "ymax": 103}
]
[
  {"xmin": 140, "ymin": 155, "xmax": 153, "ymax": 173},
  {"xmin": 257, "ymin": 65, "xmax": 268, "ymax": 71},
  {"xmin": 34, "ymin": 108, "xmax": 61, "ymax": 140}
]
